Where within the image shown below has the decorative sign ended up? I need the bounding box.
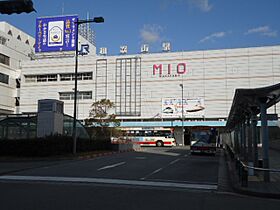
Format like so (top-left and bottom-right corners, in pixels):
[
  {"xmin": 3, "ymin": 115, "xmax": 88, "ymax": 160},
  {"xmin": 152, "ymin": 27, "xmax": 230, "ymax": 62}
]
[
  {"xmin": 141, "ymin": 44, "xmax": 149, "ymax": 53},
  {"xmin": 162, "ymin": 42, "xmax": 171, "ymax": 52},
  {"xmin": 99, "ymin": 47, "xmax": 107, "ymax": 55},
  {"xmin": 35, "ymin": 15, "xmax": 78, "ymax": 53},
  {"xmin": 162, "ymin": 98, "xmax": 205, "ymax": 118},
  {"xmin": 120, "ymin": 45, "xmax": 128, "ymax": 54},
  {"xmin": 153, "ymin": 63, "xmax": 187, "ymax": 78}
]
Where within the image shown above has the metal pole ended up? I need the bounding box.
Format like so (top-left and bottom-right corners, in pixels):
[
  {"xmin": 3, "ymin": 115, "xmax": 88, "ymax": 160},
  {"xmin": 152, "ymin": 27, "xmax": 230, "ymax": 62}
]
[
  {"xmin": 72, "ymin": 17, "xmax": 104, "ymax": 155},
  {"xmin": 180, "ymin": 84, "xmax": 184, "ymax": 146},
  {"xmin": 260, "ymin": 100, "xmax": 270, "ymax": 182},
  {"xmin": 72, "ymin": 21, "xmax": 79, "ymax": 155},
  {"xmin": 251, "ymin": 113, "xmax": 258, "ymax": 167}
]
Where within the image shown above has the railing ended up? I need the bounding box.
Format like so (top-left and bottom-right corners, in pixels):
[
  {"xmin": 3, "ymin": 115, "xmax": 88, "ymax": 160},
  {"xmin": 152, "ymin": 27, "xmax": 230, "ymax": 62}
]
[{"xmin": 226, "ymin": 145, "xmax": 280, "ymax": 187}]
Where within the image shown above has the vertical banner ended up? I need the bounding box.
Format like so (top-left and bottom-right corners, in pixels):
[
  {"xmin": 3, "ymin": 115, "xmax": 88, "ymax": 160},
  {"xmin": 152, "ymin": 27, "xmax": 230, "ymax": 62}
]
[
  {"xmin": 162, "ymin": 98, "xmax": 205, "ymax": 118},
  {"xmin": 35, "ymin": 15, "xmax": 78, "ymax": 53}
]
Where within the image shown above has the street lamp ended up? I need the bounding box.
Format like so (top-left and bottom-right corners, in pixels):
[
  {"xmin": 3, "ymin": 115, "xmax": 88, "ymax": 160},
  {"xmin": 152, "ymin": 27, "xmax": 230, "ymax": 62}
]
[
  {"xmin": 73, "ymin": 17, "xmax": 104, "ymax": 155},
  {"xmin": 179, "ymin": 84, "xmax": 184, "ymax": 146}
]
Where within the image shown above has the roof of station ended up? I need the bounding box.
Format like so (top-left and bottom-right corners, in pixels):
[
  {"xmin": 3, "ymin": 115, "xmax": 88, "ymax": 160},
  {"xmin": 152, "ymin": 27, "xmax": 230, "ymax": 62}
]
[{"xmin": 226, "ymin": 83, "xmax": 280, "ymax": 130}]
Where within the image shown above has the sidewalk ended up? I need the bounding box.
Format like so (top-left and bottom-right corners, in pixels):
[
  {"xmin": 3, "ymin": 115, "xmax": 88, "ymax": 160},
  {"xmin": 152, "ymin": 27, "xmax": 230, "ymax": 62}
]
[{"xmin": 225, "ymin": 147, "xmax": 280, "ymax": 199}]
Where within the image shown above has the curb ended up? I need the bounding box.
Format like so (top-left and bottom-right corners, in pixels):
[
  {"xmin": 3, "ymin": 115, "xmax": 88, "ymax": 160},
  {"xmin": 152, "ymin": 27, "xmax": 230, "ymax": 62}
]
[
  {"xmin": 224, "ymin": 150, "xmax": 280, "ymax": 199},
  {"xmin": 0, "ymin": 148, "xmax": 143, "ymax": 163}
]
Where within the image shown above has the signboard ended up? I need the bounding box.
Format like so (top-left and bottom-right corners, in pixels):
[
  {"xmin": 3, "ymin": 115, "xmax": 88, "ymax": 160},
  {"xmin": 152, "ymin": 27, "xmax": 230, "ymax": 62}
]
[
  {"xmin": 162, "ymin": 98, "xmax": 205, "ymax": 118},
  {"xmin": 35, "ymin": 15, "xmax": 78, "ymax": 53}
]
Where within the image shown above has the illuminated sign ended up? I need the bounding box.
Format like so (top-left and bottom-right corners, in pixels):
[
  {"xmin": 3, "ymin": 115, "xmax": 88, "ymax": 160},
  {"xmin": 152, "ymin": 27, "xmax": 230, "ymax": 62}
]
[
  {"xmin": 35, "ymin": 15, "xmax": 78, "ymax": 53},
  {"xmin": 153, "ymin": 63, "xmax": 187, "ymax": 77}
]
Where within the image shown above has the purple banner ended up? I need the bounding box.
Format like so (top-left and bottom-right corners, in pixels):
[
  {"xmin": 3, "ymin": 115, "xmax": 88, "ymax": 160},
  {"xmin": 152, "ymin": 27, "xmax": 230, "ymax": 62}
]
[{"xmin": 35, "ymin": 15, "xmax": 78, "ymax": 53}]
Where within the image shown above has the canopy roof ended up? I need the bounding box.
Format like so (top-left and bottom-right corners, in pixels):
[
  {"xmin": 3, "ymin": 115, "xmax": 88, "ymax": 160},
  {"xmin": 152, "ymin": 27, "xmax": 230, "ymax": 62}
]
[{"xmin": 226, "ymin": 83, "xmax": 280, "ymax": 130}]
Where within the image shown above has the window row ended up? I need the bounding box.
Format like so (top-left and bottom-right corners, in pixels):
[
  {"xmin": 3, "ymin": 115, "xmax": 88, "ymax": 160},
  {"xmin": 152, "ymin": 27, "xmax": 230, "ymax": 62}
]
[
  {"xmin": 59, "ymin": 91, "xmax": 92, "ymax": 100},
  {"xmin": 25, "ymin": 72, "xmax": 93, "ymax": 83},
  {"xmin": 0, "ymin": 72, "xmax": 9, "ymax": 84},
  {"xmin": 60, "ymin": 72, "xmax": 92, "ymax": 81},
  {"xmin": 0, "ymin": 53, "xmax": 10, "ymax": 66}
]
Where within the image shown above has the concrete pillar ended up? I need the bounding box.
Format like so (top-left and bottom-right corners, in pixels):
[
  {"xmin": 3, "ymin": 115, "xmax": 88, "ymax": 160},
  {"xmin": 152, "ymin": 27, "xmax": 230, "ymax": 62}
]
[{"xmin": 260, "ymin": 101, "xmax": 270, "ymax": 182}]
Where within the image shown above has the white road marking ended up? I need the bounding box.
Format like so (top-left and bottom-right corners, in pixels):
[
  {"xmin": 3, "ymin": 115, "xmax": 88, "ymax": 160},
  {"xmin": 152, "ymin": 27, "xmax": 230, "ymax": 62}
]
[
  {"xmin": 0, "ymin": 175, "xmax": 217, "ymax": 190},
  {"xmin": 140, "ymin": 168, "xmax": 163, "ymax": 180},
  {"xmin": 97, "ymin": 162, "xmax": 126, "ymax": 171},
  {"xmin": 135, "ymin": 157, "xmax": 147, "ymax": 160},
  {"xmin": 169, "ymin": 158, "xmax": 180, "ymax": 165}
]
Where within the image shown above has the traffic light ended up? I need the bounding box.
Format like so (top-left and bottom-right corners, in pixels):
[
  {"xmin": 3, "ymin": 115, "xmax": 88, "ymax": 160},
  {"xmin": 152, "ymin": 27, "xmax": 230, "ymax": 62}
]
[{"xmin": 0, "ymin": 0, "xmax": 36, "ymax": 15}]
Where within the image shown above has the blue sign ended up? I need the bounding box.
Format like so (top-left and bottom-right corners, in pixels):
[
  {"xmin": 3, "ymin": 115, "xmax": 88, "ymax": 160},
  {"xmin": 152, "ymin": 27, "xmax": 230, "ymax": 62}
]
[{"xmin": 35, "ymin": 15, "xmax": 78, "ymax": 53}]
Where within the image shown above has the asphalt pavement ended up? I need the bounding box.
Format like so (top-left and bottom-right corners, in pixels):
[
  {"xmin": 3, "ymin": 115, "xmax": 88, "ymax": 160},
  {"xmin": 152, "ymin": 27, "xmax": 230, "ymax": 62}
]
[{"xmin": 0, "ymin": 147, "xmax": 280, "ymax": 209}]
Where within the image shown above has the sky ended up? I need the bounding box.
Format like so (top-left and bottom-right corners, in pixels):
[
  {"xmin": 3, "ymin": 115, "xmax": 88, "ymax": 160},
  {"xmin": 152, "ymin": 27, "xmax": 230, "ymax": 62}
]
[{"xmin": 1, "ymin": 0, "xmax": 280, "ymax": 55}]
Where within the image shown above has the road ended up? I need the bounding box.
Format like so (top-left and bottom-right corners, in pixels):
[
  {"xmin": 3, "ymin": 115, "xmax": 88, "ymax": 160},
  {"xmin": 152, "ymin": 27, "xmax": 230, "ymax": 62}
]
[{"xmin": 0, "ymin": 147, "xmax": 280, "ymax": 210}]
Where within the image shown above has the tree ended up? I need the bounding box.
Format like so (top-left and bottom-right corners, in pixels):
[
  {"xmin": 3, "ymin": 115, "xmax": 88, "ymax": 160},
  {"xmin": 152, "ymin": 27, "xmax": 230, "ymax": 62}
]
[{"xmin": 85, "ymin": 99, "xmax": 120, "ymax": 128}]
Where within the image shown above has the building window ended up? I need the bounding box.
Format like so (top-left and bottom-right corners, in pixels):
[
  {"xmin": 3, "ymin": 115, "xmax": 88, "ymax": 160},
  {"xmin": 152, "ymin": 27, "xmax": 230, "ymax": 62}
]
[
  {"xmin": 25, "ymin": 40, "xmax": 30, "ymax": 45},
  {"xmin": 25, "ymin": 75, "xmax": 36, "ymax": 83},
  {"xmin": 59, "ymin": 91, "xmax": 92, "ymax": 100},
  {"xmin": 60, "ymin": 73, "xmax": 72, "ymax": 81},
  {"xmin": 0, "ymin": 36, "xmax": 7, "ymax": 45},
  {"xmin": 0, "ymin": 72, "xmax": 9, "ymax": 84},
  {"xmin": 37, "ymin": 74, "xmax": 57, "ymax": 82},
  {"xmin": 0, "ymin": 53, "xmax": 10, "ymax": 66},
  {"xmin": 83, "ymin": 72, "xmax": 93, "ymax": 80},
  {"xmin": 60, "ymin": 72, "xmax": 93, "ymax": 81},
  {"xmin": 17, "ymin": 35, "xmax": 21, "ymax": 41},
  {"xmin": 25, "ymin": 74, "xmax": 57, "ymax": 83}
]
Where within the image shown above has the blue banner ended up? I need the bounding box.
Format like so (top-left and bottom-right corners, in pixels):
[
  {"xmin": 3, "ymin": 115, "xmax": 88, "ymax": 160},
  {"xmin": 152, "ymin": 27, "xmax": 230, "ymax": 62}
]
[{"xmin": 35, "ymin": 15, "xmax": 78, "ymax": 53}]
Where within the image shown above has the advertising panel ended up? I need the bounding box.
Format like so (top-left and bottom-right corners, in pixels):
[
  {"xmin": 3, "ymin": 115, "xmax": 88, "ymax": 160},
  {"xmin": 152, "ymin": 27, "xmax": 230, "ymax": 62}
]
[
  {"xmin": 162, "ymin": 98, "xmax": 205, "ymax": 118},
  {"xmin": 35, "ymin": 15, "xmax": 78, "ymax": 53}
]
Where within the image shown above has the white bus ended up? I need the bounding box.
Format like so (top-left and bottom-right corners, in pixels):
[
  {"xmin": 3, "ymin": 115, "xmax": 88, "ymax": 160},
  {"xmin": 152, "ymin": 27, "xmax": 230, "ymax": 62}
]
[{"xmin": 123, "ymin": 128, "xmax": 176, "ymax": 147}]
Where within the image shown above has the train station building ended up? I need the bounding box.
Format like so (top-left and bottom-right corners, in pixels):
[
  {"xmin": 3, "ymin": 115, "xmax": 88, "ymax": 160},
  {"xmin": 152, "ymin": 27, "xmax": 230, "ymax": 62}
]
[{"xmin": 0, "ymin": 18, "xmax": 280, "ymax": 139}]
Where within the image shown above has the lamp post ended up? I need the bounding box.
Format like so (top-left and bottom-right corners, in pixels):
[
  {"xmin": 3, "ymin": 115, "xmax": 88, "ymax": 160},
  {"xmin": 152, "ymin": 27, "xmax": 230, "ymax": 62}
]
[
  {"xmin": 179, "ymin": 84, "xmax": 184, "ymax": 146},
  {"xmin": 73, "ymin": 17, "xmax": 104, "ymax": 155}
]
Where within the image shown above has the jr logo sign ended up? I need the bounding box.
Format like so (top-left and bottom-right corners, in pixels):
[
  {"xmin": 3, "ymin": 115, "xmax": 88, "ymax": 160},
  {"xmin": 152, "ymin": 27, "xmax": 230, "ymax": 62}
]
[{"xmin": 153, "ymin": 63, "xmax": 187, "ymax": 78}]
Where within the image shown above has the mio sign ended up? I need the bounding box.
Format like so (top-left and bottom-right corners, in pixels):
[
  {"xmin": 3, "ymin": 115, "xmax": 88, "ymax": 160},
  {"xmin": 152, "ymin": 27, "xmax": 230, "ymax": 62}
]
[{"xmin": 153, "ymin": 63, "xmax": 187, "ymax": 78}]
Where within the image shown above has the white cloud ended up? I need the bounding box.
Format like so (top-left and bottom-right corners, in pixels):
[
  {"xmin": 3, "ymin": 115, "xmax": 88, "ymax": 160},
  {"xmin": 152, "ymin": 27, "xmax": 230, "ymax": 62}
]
[
  {"xmin": 160, "ymin": 0, "xmax": 213, "ymax": 12},
  {"xmin": 199, "ymin": 31, "xmax": 226, "ymax": 43},
  {"xmin": 140, "ymin": 24, "xmax": 163, "ymax": 44},
  {"xmin": 189, "ymin": 0, "xmax": 212, "ymax": 12},
  {"xmin": 245, "ymin": 26, "xmax": 278, "ymax": 37}
]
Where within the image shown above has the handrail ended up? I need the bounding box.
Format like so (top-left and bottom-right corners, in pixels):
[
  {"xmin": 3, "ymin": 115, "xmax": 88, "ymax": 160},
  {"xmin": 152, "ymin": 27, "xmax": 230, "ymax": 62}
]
[
  {"xmin": 227, "ymin": 145, "xmax": 280, "ymax": 173},
  {"xmin": 239, "ymin": 159, "xmax": 280, "ymax": 173}
]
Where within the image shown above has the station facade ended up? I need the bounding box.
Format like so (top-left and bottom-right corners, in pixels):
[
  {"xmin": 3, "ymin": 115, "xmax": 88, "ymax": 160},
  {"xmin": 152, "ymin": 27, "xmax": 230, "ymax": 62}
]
[
  {"xmin": 20, "ymin": 45, "xmax": 280, "ymax": 127},
  {"xmin": 1, "ymin": 21, "xmax": 279, "ymax": 129}
]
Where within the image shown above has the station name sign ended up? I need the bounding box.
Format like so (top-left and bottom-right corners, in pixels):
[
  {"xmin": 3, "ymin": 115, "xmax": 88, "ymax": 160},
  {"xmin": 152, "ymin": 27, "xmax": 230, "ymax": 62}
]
[{"xmin": 153, "ymin": 63, "xmax": 187, "ymax": 78}]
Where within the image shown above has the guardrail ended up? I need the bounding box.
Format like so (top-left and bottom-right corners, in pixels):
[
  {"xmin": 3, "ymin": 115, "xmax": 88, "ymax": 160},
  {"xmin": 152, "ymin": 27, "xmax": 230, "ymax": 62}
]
[{"xmin": 226, "ymin": 145, "xmax": 280, "ymax": 187}]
